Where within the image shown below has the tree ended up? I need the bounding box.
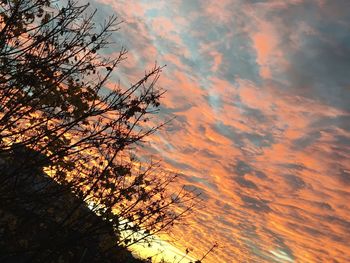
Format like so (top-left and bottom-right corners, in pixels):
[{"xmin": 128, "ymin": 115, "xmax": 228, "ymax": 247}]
[{"xmin": 0, "ymin": 0, "xmax": 197, "ymax": 261}]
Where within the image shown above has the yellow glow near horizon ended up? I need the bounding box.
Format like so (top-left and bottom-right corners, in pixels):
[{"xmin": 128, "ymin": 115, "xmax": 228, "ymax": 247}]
[{"xmin": 130, "ymin": 236, "xmax": 197, "ymax": 263}]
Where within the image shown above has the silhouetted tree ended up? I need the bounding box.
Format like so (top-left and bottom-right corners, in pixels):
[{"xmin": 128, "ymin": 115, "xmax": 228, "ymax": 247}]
[{"xmin": 0, "ymin": 0, "xmax": 197, "ymax": 261}]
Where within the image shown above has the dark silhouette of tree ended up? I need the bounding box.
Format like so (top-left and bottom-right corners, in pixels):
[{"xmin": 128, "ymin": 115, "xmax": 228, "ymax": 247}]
[{"xmin": 0, "ymin": 0, "xmax": 198, "ymax": 262}]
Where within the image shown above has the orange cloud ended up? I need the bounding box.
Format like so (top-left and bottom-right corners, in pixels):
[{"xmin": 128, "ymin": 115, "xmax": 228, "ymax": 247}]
[{"xmin": 92, "ymin": 0, "xmax": 350, "ymax": 261}]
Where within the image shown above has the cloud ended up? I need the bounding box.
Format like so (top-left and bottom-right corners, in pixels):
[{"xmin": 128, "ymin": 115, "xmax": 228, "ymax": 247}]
[
  {"xmin": 91, "ymin": 0, "xmax": 350, "ymax": 261},
  {"xmin": 240, "ymin": 195, "xmax": 271, "ymax": 213},
  {"xmin": 282, "ymin": 174, "xmax": 306, "ymax": 191}
]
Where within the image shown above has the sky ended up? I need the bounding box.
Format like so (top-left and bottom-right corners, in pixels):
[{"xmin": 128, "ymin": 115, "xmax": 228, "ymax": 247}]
[{"xmin": 90, "ymin": 0, "xmax": 350, "ymax": 262}]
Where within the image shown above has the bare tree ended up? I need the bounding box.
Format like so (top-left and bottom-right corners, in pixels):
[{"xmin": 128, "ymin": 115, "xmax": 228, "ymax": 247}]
[{"xmin": 0, "ymin": 0, "xmax": 197, "ymax": 262}]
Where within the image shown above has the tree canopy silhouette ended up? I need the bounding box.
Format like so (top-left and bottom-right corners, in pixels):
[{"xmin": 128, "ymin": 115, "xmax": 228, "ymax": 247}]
[{"xmin": 0, "ymin": 0, "xmax": 198, "ymax": 261}]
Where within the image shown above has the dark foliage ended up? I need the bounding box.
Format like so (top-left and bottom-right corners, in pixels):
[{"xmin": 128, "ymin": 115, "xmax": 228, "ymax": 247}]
[
  {"xmin": 0, "ymin": 147, "xmax": 145, "ymax": 263},
  {"xmin": 0, "ymin": 0, "xmax": 197, "ymax": 262}
]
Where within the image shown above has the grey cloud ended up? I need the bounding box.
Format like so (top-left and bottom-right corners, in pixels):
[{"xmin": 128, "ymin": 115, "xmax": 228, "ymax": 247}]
[
  {"xmin": 240, "ymin": 195, "xmax": 271, "ymax": 213},
  {"xmin": 238, "ymin": 221, "xmax": 258, "ymax": 239},
  {"xmin": 218, "ymin": 35, "xmax": 261, "ymax": 84},
  {"xmin": 335, "ymin": 135, "xmax": 350, "ymax": 147},
  {"xmin": 242, "ymin": 105, "xmax": 268, "ymax": 123},
  {"xmin": 234, "ymin": 176, "xmax": 258, "ymax": 189},
  {"xmin": 288, "ymin": 222, "xmax": 345, "ymax": 245},
  {"xmin": 282, "ymin": 174, "xmax": 306, "ymax": 191},
  {"xmin": 311, "ymin": 115, "xmax": 350, "ymax": 132},
  {"xmin": 199, "ymin": 149, "xmax": 217, "ymax": 159},
  {"xmin": 311, "ymin": 201, "xmax": 333, "ymax": 211},
  {"xmin": 179, "ymin": 174, "xmax": 219, "ymax": 192},
  {"xmin": 164, "ymin": 114, "xmax": 189, "ymax": 132},
  {"xmin": 323, "ymin": 215, "xmax": 350, "ymax": 232},
  {"xmin": 279, "ymin": 163, "xmax": 306, "ymax": 171},
  {"xmin": 178, "ymin": 1, "xmax": 261, "ymax": 84},
  {"xmin": 214, "ymin": 200, "xmax": 235, "ymax": 212},
  {"xmin": 204, "ymin": 93, "xmax": 223, "ymax": 111},
  {"xmin": 164, "ymin": 157, "xmax": 194, "ymax": 172},
  {"xmin": 254, "ymin": 170, "xmax": 267, "ymax": 179},
  {"xmin": 292, "ymin": 131, "xmax": 321, "ymax": 150},
  {"xmin": 265, "ymin": 1, "xmax": 350, "ymax": 110},
  {"xmin": 214, "ymin": 121, "xmax": 275, "ymax": 150},
  {"xmin": 226, "ymin": 160, "xmax": 268, "ymax": 188},
  {"xmin": 235, "ymin": 160, "xmax": 253, "ymax": 176},
  {"xmin": 179, "ymin": 0, "xmax": 203, "ymax": 14},
  {"xmin": 286, "ymin": 36, "xmax": 350, "ymax": 111},
  {"xmin": 245, "ymin": 132, "xmax": 274, "ymax": 148}
]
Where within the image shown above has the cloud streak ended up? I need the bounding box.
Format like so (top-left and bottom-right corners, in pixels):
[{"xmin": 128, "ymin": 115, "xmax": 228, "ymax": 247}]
[{"xmin": 92, "ymin": 0, "xmax": 350, "ymax": 262}]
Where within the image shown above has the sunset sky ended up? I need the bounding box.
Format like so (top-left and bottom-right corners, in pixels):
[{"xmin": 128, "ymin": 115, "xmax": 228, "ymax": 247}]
[{"xmin": 91, "ymin": 0, "xmax": 350, "ymax": 262}]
